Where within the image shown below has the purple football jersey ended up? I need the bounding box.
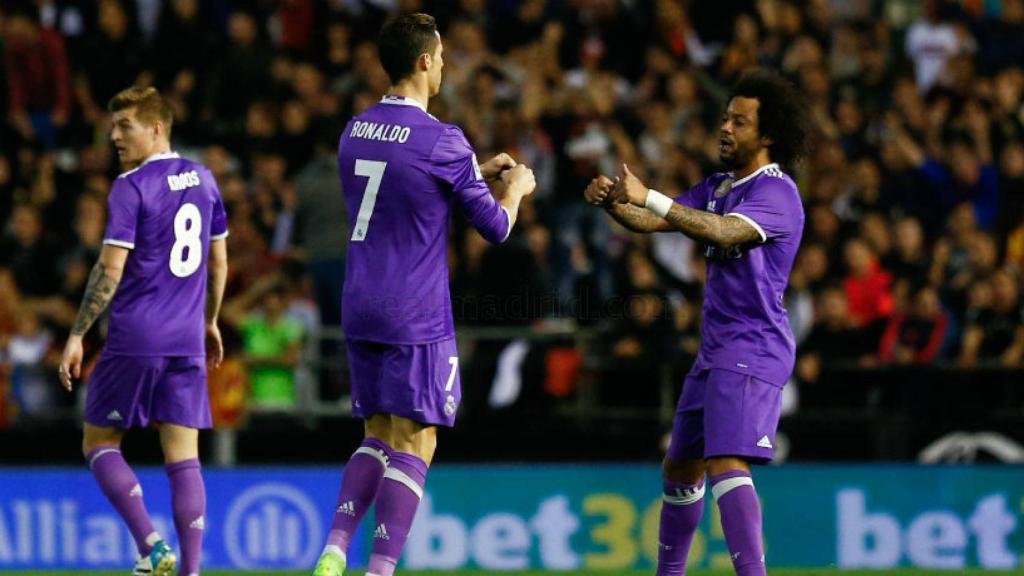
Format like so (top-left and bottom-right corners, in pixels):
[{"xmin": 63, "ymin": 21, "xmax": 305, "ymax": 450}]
[
  {"xmin": 103, "ymin": 152, "xmax": 228, "ymax": 356},
  {"xmin": 339, "ymin": 96, "xmax": 510, "ymax": 344},
  {"xmin": 675, "ymin": 163, "xmax": 804, "ymax": 385}
]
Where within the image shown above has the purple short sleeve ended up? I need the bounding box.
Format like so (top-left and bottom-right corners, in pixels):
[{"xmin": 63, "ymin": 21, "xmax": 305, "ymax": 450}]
[
  {"xmin": 431, "ymin": 126, "xmax": 509, "ymax": 244},
  {"xmin": 210, "ymin": 182, "xmax": 229, "ymax": 240},
  {"xmin": 674, "ymin": 179, "xmax": 710, "ymax": 210},
  {"xmin": 103, "ymin": 177, "xmax": 141, "ymax": 249},
  {"xmin": 726, "ymin": 179, "xmax": 801, "ymax": 243}
]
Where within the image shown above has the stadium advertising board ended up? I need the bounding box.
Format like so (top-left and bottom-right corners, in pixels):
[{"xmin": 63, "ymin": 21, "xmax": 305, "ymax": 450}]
[
  {"xmin": 0, "ymin": 465, "xmax": 1020, "ymax": 570},
  {"xmin": 0, "ymin": 468, "xmax": 367, "ymax": 571}
]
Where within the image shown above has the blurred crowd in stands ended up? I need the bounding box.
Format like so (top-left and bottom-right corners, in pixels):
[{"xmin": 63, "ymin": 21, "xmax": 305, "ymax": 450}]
[{"xmin": 1, "ymin": 0, "xmax": 1023, "ymax": 426}]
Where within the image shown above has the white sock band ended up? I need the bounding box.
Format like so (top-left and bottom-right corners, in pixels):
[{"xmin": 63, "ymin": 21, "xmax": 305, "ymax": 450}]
[
  {"xmin": 644, "ymin": 189, "xmax": 674, "ymax": 218},
  {"xmin": 711, "ymin": 476, "xmax": 754, "ymax": 501},
  {"xmin": 88, "ymin": 447, "xmax": 121, "ymax": 468},
  {"xmin": 383, "ymin": 467, "xmax": 424, "ymax": 499},
  {"xmin": 354, "ymin": 446, "xmax": 389, "ymax": 467},
  {"xmin": 663, "ymin": 483, "xmax": 705, "ymax": 506}
]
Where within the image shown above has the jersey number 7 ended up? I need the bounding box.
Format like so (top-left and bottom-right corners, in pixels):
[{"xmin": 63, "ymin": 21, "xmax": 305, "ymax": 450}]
[{"xmin": 351, "ymin": 159, "xmax": 388, "ymax": 242}]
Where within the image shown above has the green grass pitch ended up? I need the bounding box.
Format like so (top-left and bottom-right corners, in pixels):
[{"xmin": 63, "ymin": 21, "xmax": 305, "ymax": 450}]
[{"xmin": 24, "ymin": 565, "xmax": 1024, "ymax": 569}]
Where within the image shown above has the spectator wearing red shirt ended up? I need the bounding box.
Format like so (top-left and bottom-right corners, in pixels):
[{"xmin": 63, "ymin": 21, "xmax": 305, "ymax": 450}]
[
  {"xmin": 3, "ymin": 4, "xmax": 71, "ymax": 147},
  {"xmin": 879, "ymin": 285, "xmax": 949, "ymax": 364},
  {"xmin": 843, "ymin": 237, "xmax": 895, "ymax": 327}
]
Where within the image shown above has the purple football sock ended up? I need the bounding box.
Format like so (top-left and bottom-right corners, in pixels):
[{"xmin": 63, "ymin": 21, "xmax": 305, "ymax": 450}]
[
  {"xmin": 711, "ymin": 470, "xmax": 766, "ymax": 576},
  {"xmin": 324, "ymin": 437, "xmax": 393, "ymax": 553},
  {"xmin": 366, "ymin": 451, "xmax": 428, "ymax": 576},
  {"xmin": 658, "ymin": 478, "xmax": 706, "ymax": 576},
  {"xmin": 87, "ymin": 446, "xmax": 159, "ymax": 556},
  {"xmin": 167, "ymin": 458, "xmax": 205, "ymax": 576}
]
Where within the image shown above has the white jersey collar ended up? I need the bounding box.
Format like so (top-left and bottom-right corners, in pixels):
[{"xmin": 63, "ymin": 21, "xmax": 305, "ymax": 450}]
[
  {"xmin": 730, "ymin": 162, "xmax": 779, "ymax": 187},
  {"xmin": 380, "ymin": 94, "xmax": 427, "ymax": 112},
  {"xmin": 118, "ymin": 151, "xmax": 180, "ymax": 178}
]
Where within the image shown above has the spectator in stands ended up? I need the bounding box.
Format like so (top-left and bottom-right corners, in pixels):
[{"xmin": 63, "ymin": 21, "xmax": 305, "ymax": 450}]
[
  {"xmin": 3, "ymin": 3, "xmax": 71, "ymax": 147},
  {"xmin": 795, "ymin": 285, "xmax": 874, "ymax": 385},
  {"xmin": 879, "ymin": 285, "xmax": 949, "ymax": 365},
  {"xmin": 6, "ymin": 308, "xmax": 56, "ymax": 417},
  {"xmin": 0, "ymin": 204, "xmax": 60, "ymax": 298},
  {"xmin": 223, "ymin": 279, "xmax": 304, "ymax": 409},
  {"xmin": 905, "ymin": 0, "xmax": 964, "ymax": 93},
  {"xmin": 842, "ymin": 237, "xmax": 894, "ymax": 329},
  {"xmin": 293, "ymin": 127, "xmax": 348, "ymax": 328},
  {"xmin": 959, "ymin": 269, "xmax": 1024, "ymax": 367},
  {"xmin": 75, "ymin": 0, "xmax": 146, "ymax": 127}
]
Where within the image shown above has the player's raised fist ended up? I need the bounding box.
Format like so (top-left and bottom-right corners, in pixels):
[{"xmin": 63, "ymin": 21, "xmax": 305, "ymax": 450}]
[
  {"xmin": 584, "ymin": 175, "xmax": 616, "ymax": 206},
  {"xmin": 502, "ymin": 163, "xmax": 536, "ymax": 197},
  {"xmin": 480, "ymin": 153, "xmax": 517, "ymax": 180}
]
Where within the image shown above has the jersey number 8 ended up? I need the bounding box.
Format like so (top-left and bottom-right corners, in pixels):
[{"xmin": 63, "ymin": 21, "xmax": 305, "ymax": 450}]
[{"xmin": 170, "ymin": 202, "xmax": 203, "ymax": 278}]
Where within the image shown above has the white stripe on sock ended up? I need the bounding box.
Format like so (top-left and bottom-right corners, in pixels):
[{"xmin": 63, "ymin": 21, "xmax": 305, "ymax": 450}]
[
  {"xmin": 711, "ymin": 476, "xmax": 754, "ymax": 501},
  {"xmin": 144, "ymin": 532, "xmax": 161, "ymax": 548},
  {"xmin": 663, "ymin": 483, "xmax": 706, "ymax": 506},
  {"xmin": 354, "ymin": 446, "xmax": 389, "ymax": 467},
  {"xmin": 88, "ymin": 448, "xmax": 121, "ymax": 468},
  {"xmin": 383, "ymin": 467, "xmax": 423, "ymax": 499}
]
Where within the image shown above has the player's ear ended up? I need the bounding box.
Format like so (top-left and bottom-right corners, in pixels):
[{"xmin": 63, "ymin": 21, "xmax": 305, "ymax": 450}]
[
  {"xmin": 418, "ymin": 52, "xmax": 432, "ymax": 72},
  {"xmin": 761, "ymin": 135, "xmax": 774, "ymax": 147}
]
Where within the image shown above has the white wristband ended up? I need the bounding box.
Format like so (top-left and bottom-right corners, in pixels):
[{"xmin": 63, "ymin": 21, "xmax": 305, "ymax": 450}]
[{"xmin": 644, "ymin": 189, "xmax": 673, "ymax": 219}]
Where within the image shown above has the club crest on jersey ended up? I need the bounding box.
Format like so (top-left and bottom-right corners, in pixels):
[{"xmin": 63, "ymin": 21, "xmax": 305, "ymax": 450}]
[{"xmin": 714, "ymin": 179, "xmax": 732, "ymax": 198}]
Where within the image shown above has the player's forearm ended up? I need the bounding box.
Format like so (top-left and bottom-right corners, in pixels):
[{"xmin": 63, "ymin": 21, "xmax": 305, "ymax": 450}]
[
  {"xmin": 498, "ymin": 193, "xmax": 522, "ymax": 232},
  {"xmin": 70, "ymin": 260, "xmax": 123, "ymax": 336},
  {"xmin": 603, "ymin": 203, "xmax": 666, "ymax": 233},
  {"xmin": 662, "ymin": 204, "xmax": 760, "ymax": 247},
  {"xmin": 205, "ymin": 261, "xmax": 227, "ymax": 325}
]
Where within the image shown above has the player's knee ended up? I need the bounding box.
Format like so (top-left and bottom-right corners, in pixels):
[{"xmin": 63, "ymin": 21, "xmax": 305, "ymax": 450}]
[
  {"xmin": 81, "ymin": 428, "xmax": 121, "ymax": 458},
  {"xmin": 706, "ymin": 456, "xmax": 751, "ymax": 477},
  {"xmin": 662, "ymin": 457, "xmax": 705, "ymax": 484}
]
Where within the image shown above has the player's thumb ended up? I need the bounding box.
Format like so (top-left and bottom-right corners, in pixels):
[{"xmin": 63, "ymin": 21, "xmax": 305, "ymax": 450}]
[
  {"xmin": 621, "ymin": 163, "xmax": 635, "ymax": 179},
  {"xmin": 71, "ymin": 361, "xmax": 80, "ymax": 378}
]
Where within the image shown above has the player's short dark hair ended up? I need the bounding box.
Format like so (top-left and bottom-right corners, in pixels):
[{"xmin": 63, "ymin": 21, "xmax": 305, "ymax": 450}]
[
  {"xmin": 107, "ymin": 86, "xmax": 174, "ymax": 137},
  {"xmin": 377, "ymin": 13, "xmax": 439, "ymax": 85},
  {"xmin": 729, "ymin": 69, "xmax": 808, "ymax": 172}
]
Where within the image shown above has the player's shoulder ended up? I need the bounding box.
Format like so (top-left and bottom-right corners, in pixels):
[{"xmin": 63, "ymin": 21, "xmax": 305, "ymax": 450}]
[
  {"xmin": 429, "ymin": 122, "xmax": 474, "ymax": 161},
  {"xmin": 752, "ymin": 164, "xmax": 798, "ymax": 193}
]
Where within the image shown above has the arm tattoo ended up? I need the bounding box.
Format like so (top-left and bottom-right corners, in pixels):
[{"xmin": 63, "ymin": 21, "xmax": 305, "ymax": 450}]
[
  {"xmin": 663, "ymin": 204, "xmax": 761, "ymax": 246},
  {"xmin": 71, "ymin": 262, "xmax": 121, "ymax": 336},
  {"xmin": 604, "ymin": 203, "xmax": 666, "ymax": 233}
]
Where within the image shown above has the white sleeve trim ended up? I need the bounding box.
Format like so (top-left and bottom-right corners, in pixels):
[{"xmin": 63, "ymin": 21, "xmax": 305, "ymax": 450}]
[
  {"xmin": 103, "ymin": 239, "xmax": 135, "ymax": 249},
  {"xmin": 499, "ymin": 206, "xmax": 513, "ymax": 242},
  {"xmin": 725, "ymin": 212, "xmax": 767, "ymax": 243},
  {"xmin": 211, "ymin": 230, "xmax": 230, "ymax": 241}
]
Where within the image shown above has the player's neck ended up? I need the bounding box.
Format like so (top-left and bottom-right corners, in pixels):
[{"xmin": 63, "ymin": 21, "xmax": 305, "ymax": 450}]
[
  {"xmin": 122, "ymin": 144, "xmax": 173, "ymax": 171},
  {"xmin": 387, "ymin": 79, "xmax": 430, "ymax": 111},
  {"xmin": 733, "ymin": 151, "xmax": 773, "ymax": 181}
]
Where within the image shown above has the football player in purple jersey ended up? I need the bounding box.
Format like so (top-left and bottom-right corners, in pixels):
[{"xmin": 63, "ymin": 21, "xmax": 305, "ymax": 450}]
[
  {"xmin": 59, "ymin": 86, "xmax": 228, "ymax": 576},
  {"xmin": 586, "ymin": 69, "xmax": 809, "ymax": 576},
  {"xmin": 312, "ymin": 13, "xmax": 536, "ymax": 576}
]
